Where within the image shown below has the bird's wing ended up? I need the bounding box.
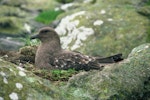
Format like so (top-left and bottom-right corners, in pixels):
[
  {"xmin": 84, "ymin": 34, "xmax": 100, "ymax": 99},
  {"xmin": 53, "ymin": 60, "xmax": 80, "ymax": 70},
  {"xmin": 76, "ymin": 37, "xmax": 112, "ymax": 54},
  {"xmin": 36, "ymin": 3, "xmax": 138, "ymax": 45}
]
[{"xmin": 50, "ymin": 51, "xmax": 101, "ymax": 71}]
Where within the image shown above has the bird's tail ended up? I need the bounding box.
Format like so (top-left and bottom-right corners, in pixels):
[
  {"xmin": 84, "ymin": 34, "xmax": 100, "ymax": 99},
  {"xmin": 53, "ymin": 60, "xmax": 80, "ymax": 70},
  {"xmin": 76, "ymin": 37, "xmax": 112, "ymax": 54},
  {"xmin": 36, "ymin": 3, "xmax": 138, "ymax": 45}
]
[{"xmin": 96, "ymin": 53, "xmax": 123, "ymax": 63}]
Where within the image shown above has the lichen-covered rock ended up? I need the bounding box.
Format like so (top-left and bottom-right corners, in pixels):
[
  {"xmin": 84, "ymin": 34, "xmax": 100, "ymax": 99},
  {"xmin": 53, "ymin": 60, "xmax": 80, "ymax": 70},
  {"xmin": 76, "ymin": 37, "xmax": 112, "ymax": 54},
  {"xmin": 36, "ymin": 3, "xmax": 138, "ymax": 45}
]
[
  {"xmin": 55, "ymin": 0, "xmax": 149, "ymax": 58},
  {"xmin": 63, "ymin": 43, "xmax": 150, "ymax": 100},
  {"xmin": 0, "ymin": 59, "xmax": 61, "ymax": 100}
]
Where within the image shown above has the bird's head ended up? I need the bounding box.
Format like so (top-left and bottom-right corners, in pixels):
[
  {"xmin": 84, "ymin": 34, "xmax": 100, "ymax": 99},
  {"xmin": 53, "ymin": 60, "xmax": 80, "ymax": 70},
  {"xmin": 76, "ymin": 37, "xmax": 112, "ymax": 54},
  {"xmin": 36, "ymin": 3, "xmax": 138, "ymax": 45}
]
[{"xmin": 30, "ymin": 27, "xmax": 60, "ymax": 43}]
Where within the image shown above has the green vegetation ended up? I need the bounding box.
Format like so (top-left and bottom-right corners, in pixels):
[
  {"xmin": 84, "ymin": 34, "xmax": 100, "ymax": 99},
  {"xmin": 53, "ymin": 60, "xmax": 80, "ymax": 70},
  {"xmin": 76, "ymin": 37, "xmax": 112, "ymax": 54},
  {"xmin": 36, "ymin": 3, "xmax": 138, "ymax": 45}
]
[
  {"xmin": 35, "ymin": 9, "xmax": 63, "ymax": 24},
  {"xmin": 24, "ymin": 64, "xmax": 78, "ymax": 81},
  {"xmin": 147, "ymin": 0, "xmax": 150, "ymax": 5},
  {"xmin": 56, "ymin": 0, "xmax": 74, "ymax": 4},
  {"xmin": 32, "ymin": 68, "xmax": 77, "ymax": 81},
  {"xmin": 0, "ymin": 17, "xmax": 23, "ymax": 35},
  {"xmin": 24, "ymin": 36, "xmax": 40, "ymax": 46},
  {"xmin": 51, "ymin": 69, "xmax": 77, "ymax": 81}
]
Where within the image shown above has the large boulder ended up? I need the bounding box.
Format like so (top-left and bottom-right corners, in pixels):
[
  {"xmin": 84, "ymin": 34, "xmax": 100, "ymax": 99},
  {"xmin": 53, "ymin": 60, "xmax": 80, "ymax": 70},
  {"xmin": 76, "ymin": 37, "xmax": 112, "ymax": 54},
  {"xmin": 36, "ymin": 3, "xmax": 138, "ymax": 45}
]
[
  {"xmin": 55, "ymin": 0, "xmax": 149, "ymax": 57},
  {"xmin": 0, "ymin": 59, "xmax": 61, "ymax": 100},
  {"xmin": 62, "ymin": 43, "xmax": 150, "ymax": 100}
]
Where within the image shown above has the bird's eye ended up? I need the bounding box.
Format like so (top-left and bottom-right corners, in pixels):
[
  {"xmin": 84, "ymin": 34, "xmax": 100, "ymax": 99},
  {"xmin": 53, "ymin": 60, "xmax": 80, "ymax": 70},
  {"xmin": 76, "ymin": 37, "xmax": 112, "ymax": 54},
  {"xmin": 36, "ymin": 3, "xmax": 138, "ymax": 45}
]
[{"xmin": 41, "ymin": 30, "xmax": 50, "ymax": 33}]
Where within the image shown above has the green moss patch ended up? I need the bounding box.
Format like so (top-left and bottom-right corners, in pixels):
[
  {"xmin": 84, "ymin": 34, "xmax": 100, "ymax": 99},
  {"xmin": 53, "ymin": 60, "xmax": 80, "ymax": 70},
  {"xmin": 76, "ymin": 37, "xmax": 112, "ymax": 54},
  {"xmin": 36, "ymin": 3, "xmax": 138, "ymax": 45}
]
[
  {"xmin": 23, "ymin": 64, "xmax": 78, "ymax": 81},
  {"xmin": 35, "ymin": 10, "xmax": 63, "ymax": 24}
]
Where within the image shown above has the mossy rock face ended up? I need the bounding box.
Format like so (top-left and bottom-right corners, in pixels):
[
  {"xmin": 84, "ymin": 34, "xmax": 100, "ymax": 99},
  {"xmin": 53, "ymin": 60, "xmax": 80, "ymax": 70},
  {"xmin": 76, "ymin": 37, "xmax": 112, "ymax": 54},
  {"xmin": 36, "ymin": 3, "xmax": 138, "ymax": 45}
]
[
  {"xmin": 55, "ymin": 0, "xmax": 149, "ymax": 58},
  {"xmin": 0, "ymin": 17, "xmax": 24, "ymax": 35},
  {"xmin": 63, "ymin": 43, "xmax": 150, "ymax": 99},
  {"xmin": 0, "ymin": 5, "xmax": 27, "ymax": 17},
  {"xmin": 0, "ymin": 59, "xmax": 61, "ymax": 100}
]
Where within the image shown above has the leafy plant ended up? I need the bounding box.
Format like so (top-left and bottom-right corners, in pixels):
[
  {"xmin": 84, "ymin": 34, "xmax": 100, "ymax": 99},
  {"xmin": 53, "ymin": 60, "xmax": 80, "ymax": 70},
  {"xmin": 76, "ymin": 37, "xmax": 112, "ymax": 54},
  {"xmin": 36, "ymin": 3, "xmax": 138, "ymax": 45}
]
[{"xmin": 35, "ymin": 9, "xmax": 63, "ymax": 24}]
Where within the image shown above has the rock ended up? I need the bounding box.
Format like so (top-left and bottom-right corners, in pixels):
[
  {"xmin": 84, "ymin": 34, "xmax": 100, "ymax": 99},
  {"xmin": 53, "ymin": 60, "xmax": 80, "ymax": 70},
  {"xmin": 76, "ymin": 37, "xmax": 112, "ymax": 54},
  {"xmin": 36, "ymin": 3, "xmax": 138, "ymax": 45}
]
[
  {"xmin": 64, "ymin": 43, "xmax": 150, "ymax": 99},
  {"xmin": 0, "ymin": 37, "xmax": 24, "ymax": 51},
  {"xmin": 0, "ymin": 59, "xmax": 61, "ymax": 100},
  {"xmin": 55, "ymin": 0, "xmax": 149, "ymax": 58}
]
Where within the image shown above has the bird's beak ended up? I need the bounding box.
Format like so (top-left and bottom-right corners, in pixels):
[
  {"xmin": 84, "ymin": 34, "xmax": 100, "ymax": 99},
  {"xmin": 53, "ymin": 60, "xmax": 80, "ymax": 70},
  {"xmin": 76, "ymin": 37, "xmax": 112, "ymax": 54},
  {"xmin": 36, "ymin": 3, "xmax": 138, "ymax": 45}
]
[{"xmin": 30, "ymin": 34, "xmax": 39, "ymax": 39}]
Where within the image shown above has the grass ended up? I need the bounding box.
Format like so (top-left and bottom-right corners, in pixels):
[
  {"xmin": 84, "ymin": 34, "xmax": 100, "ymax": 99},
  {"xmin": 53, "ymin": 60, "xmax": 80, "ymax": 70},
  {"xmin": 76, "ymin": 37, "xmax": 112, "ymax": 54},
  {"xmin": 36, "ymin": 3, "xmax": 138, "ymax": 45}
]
[
  {"xmin": 24, "ymin": 36, "xmax": 40, "ymax": 46},
  {"xmin": 35, "ymin": 9, "xmax": 63, "ymax": 24}
]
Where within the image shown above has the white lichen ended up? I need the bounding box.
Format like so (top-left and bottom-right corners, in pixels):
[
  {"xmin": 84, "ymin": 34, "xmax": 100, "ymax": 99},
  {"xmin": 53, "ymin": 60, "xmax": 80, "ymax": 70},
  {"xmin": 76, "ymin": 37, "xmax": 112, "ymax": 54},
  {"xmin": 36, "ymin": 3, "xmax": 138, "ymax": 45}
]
[
  {"xmin": 3, "ymin": 77, "xmax": 8, "ymax": 84},
  {"xmin": 145, "ymin": 45, "xmax": 149, "ymax": 49},
  {"xmin": 0, "ymin": 97, "xmax": 4, "ymax": 100},
  {"xmin": 18, "ymin": 71, "xmax": 26, "ymax": 77},
  {"xmin": 54, "ymin": 7, "xmax": 60, "ymax": 11},
  {"xmin": 100, "ymin": 9, "xmax": 106, "ymax": 14},
  {"xmin": 16, "ymin": 83, "xmax": 23, "ymax": 90},
  {"xmin": 83, "ymin": 0, "xmax": 93, "ymax": 3},
  {"xmin": 55, "ymin": 11, "xmax": 85, "ymax": 35},
  {"xmin": 9, "ymin": 92, "xmax": 18, "ymax": 100},
  {"xmin": 71, "ymin": 26, "xmax": 94, "ymax": 50},
  {"xmin": 17, "ymin": 65, "xmax": 25, "ymax": 71},
  {"xmin": 60, "ymin": 3, "xmax": 74, "ymax": 11},
  {"xmin": 107, "ymin": 18, "xmax": 113, "ymax": 21},
  {"xmin": 9, "ymin": 68, "xmax": 14, "ymax": 72},
  {"xmin": 93, "ymin": 20, "xmax": 104, "ymax": 26},
  {"xmin": 137, "ymin": 50, "xmax": 142, "ymax": 53},
  {"xmin": 55, "ymin": 11, "xmax": 94, "ymax": 50},
  {"xmin": 0, "ymin": 71, "xmax": 8, "ymax": 84},
  {"xmin": 137, "ymin": 45, "xmax": 149, "ymax": 52},
  {"xmin": 0, "ymin": 71, "xmax": 6, "ymax": 77},
  {"xmin": 24, "ymin": 23, "xmax": 31, "ymax": 34}
]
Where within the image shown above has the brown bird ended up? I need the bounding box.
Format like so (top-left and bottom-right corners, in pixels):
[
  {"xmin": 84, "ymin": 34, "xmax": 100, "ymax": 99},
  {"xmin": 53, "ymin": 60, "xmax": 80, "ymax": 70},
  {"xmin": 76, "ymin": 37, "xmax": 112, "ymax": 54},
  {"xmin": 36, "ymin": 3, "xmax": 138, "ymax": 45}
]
[{"xmin": 31, "ymin": 27, "xmax": 123, "ymax": 71}]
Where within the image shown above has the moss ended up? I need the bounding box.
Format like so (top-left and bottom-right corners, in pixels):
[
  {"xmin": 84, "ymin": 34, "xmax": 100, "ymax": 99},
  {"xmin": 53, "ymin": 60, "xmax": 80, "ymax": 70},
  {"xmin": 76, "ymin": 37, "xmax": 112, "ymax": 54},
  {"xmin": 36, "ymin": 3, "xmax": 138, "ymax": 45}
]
[
  {"xmin": 0, "ymin": 17, "xmax": 24, "ymax": 35},
  {"xmin": 19, "ymin": 46, "xmax": 37, "ymax": 63},
  {"xmin": 28, "ymin": 67, "xmax": 78, "ymax": 81},
  {"xmin": 2, "ymin": 0, "xmax": 28, "ymax": 6},
  {"xmin": 0, "ymin": 5, "xmax": 27, "ymax": 17},
  {"xmin": 35, "ymin": 9, "xmax": 63, "ymax": 24}
]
